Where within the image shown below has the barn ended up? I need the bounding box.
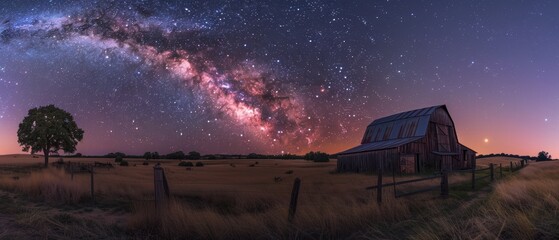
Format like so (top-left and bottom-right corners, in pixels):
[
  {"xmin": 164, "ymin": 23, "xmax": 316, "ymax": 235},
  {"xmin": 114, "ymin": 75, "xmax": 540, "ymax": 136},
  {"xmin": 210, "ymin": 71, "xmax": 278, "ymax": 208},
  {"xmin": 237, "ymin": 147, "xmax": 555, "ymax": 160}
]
[{"xmin": 337, "ymin": 105, "xmax": 476, "ymax": 173}]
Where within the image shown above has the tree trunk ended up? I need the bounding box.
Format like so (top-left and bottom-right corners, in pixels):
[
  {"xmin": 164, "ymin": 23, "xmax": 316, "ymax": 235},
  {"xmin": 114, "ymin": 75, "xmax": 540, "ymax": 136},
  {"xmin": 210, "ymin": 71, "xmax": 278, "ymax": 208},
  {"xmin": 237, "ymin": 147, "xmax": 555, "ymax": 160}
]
[{"xmin": 43, "ymin": 149, "xmax": 49, "ymax": 167}]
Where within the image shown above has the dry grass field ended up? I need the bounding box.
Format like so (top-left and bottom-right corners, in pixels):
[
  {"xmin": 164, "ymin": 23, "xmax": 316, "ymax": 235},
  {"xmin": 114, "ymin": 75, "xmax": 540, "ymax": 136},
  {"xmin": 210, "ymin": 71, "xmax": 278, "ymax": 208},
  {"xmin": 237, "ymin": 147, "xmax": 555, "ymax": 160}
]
[
  {"xmin": 476, "ymin": 156, "xmax": 528, "ymax": 167},
  {"xmin": 0, "ymin": 154, "xmax": 557, "ymax": 239}
]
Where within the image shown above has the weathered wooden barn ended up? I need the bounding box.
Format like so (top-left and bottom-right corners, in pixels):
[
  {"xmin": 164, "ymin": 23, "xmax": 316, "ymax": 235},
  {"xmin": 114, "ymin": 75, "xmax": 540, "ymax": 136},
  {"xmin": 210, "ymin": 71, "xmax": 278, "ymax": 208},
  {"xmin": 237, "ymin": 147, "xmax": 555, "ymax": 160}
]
[{"xmin": 337, "ymin": 105, "xmax": 476, "ymax": 173}]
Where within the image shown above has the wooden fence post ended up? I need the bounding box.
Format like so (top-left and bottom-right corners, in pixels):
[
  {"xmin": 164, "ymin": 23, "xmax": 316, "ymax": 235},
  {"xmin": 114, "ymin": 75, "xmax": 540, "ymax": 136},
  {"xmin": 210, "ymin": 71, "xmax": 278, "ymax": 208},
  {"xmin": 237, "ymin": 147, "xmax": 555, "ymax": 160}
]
[
  {"xmin": 70, "ymin": 164, "xmax": 74, "ymax": 181},
  {"xmin": 154, "ymin": 163, "xmax": 170, "ymax": 209},
  {"xmin": 90, "ymin": 167, "xmax": 95, "ymax": 203},
  {"xmin": 441, "ymin": 169, "xmax": 449, "ymax": 198},
  {"xmin": 288, "ymin": 177, "xmax": 301, "ymax": 222},
  {"xmin": 377, "ymin": 160, "xmax": 383, "ymax": 205},
  {"xmin": 471, "ymin": 165, "xmax": 476, "ymax": 190},
  {"xmin": 490, "ymin": 163, "xmax": 494, "ymax": 181},
  {"xmin": 499, "ymin": 163, "xmax": 503, "ymax": 178},
  {"xmin": 520, "ymin": 160, "xmax": 524, "ymax": 168},
  {"xmin": 510, "ymin": 161, "xmax": 513, "ymax": 173}
]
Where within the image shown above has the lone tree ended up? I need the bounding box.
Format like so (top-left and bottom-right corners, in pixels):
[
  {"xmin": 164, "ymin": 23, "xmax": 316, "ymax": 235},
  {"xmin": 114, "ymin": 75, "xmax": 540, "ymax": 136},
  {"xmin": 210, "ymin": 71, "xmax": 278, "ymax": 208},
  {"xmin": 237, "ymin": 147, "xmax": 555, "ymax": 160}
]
[
  {"xmin": 537, "ymin": 151, "xmax": 552, "ymax": 161},
  {"xmin": 188, "ymin": 151, "xmax": 201, "ymax": 160},
  {"xmin": 143, "ymin": 152, "xmax": 152, "ymax": 161},
  {"xmin": 17, "ymin": 105, "xmax": 84, "ymax": 167}
]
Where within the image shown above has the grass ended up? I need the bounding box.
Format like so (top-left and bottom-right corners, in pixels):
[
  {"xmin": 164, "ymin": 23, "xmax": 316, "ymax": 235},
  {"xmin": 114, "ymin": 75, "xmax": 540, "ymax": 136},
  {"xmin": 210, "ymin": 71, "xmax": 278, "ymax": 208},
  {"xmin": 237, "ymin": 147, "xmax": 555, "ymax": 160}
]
[
  {"xmin": 405, "ymin": 160, "xmax": 559, "ymax": 239},
  {"xmin": 0, "ymin": 155, "xmax": 557, "ymax": 239}
]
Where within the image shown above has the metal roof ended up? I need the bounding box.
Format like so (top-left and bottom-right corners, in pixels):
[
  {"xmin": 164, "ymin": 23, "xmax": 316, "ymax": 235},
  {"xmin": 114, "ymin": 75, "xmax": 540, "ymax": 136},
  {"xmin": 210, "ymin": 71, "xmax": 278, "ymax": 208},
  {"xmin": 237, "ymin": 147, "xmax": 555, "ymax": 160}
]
[
  {"xmin": 370, "ymin": 105, "xmax": 444, "ymax": 125},
  {"xmin": 360, "ymin": 105, "xmax": 446, "ymax": 144},
  {"xmin": 338, "ymin": 105, "xmax": 448, "ymax": 155},
  {"xmin": 338, "ymin": 137, "xmax": 423, "ymax": 155}
]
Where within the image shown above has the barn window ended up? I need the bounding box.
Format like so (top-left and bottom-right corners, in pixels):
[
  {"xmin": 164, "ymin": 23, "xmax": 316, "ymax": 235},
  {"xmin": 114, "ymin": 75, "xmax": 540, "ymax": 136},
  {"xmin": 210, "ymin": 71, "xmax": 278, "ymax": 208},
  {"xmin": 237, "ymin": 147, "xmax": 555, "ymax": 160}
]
[
  {"xmin": 436, "ymin": 124, "xmax": 451, "ymax": 152},
  {"xmin": 375, "ymin": 127, "xmax": 383, "ymax": 141},
  {"xmin": 383, "ymin": 125, "xmax": 393, "ymax": 140},
  {"xmin": 407, "ymin": 121, "xmax": 417, "ymax": 136},
  {"xmin": 397, "ymin": 124, "xmax": 404, "ymax": 138}
]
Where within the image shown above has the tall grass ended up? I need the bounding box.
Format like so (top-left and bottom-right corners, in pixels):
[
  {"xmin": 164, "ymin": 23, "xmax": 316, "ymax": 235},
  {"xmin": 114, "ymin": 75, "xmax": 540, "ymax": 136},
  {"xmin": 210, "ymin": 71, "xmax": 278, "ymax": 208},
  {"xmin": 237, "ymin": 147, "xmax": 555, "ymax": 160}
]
[
  {"xmin": 129, "ymin": 193, "xmax": 415, "ymax": 239},
  {"xmin": 409, "ymin": 161, "xmax": 559, "ymax": 239},
  {"xmin": 0, "ymin": 158, "xmax": 558, "ymax": 239},
  {"xmin": 0, "ymin": 168, "xmax": 88, "ymax": 204}
]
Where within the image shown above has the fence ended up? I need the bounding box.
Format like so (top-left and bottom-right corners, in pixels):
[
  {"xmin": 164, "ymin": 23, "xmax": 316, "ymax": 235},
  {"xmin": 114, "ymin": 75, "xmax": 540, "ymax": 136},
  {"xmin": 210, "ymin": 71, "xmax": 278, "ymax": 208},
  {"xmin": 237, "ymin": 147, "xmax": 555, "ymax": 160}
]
[
  {"xmin": 365, "ymin": 159, "xmax": 529, "ymax": 204},
  {"xmin": 37, "ymin": 158, "xmax": 531, "ymax": 221},
  {"xmin": 52, "ymin": 160, "xmax": 116, "ymax": 203}
]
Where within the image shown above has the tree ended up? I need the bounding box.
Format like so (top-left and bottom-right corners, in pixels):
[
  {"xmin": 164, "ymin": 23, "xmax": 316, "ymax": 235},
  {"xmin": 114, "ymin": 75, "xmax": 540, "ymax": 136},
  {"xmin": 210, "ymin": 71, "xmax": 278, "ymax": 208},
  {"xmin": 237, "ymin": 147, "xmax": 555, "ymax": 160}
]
[
  {"xmin": 188, "ymin": 151, "xmax": 201, "ymax": 160},
  {"xmin": 17, "ymin": 105, "xmax": 84, "ymax": 167},
  {"xmin": 152, "ymin": 152, "xmax": 160, "ymax": 159},
  {"xmin": 143, "ymin": 152, "xmax": 152, "ymax": 161},
  {"xmin": 537, "ymin": 151, "xmax": 552, "ymax": 161},
  {"xmin": 304, "ymin": 151, "xmax": 330, "ymax": 162},
  {"xmin": 166, "ymin": 151, "xmax": 186, "ymax": 160}
]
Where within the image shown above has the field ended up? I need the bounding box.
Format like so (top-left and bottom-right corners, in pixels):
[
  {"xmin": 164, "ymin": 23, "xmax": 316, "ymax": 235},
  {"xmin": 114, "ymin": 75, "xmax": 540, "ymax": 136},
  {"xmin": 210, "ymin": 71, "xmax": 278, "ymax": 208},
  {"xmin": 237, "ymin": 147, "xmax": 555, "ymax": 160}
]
[
  {"xmin": 477, "ymin": 156, "xmax": 530, "ymax": 167},
  {"xmin": 0, "ymin": 155, "xmax": 557, "ymax": 239}
]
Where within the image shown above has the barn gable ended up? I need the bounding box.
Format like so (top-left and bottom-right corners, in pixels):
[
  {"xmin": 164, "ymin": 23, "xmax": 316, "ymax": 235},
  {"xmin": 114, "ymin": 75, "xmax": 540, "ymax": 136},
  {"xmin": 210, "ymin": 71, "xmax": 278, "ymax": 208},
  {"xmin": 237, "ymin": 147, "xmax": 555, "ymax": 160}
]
[{"xmin": 337, "ymin": 105, "xmax": 476, "ymax": 173}]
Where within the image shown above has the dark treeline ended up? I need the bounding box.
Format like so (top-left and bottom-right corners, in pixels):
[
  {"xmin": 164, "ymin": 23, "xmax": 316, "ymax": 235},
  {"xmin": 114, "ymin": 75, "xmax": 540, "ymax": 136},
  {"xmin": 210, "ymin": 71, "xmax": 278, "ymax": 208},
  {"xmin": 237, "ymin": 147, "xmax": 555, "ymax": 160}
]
[
  {"xmin": 477, "ymin": 153, "xmax": 538, "ymax": 161},
  {"xmin": 63, "ymin": 151, "xmax": 337, "ymax": 161}
]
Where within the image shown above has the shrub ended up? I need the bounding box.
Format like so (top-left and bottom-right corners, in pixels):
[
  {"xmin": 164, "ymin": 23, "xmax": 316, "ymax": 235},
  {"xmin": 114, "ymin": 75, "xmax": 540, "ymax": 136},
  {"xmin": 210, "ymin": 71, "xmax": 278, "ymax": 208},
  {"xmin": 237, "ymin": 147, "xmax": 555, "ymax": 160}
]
[
  {"xmin": 119, "ymin": 160, "xmax": 129, "ymax": 166},
  {"xmin": 195, "ymin": 162, "xmax": 204, "ymax": 167},
  {"xmin": 179, "ymin": 161, "xmax": 194, "ymax": 167},
  {"xmin": 537, "ymin": 151, "xmax": 552, "ymax": 161},
  {"xmin": 142, "ymin": 162, "xmax": 149, "ymax": 166},
  {"xmin": 166, "ymin": 151, "xmax": 186, "ymax": 160},
  {"xmin": 304, "ymin": 151, "xmax": 330, "ymax": 162},
  {"xmin": 188, "ymin": 151, "xmax": 201, "ymax": 160},
  {"xmin": 285, "ymin": 170, "xmax": 294, "ymax": 174},
  {"xmin": 313, "ymin": 152, "xmax": 330, "ymax": 162},
  {"xmin": 115, "ymin": 156, "xmax": 123, "ymax": 163}
]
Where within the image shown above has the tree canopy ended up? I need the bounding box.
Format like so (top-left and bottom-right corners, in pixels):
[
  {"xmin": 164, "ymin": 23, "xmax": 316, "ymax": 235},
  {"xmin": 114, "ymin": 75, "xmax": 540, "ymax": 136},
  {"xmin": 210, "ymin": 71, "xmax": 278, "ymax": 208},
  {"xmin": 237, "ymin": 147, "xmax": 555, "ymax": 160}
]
[
  {"xmin": 537, "ymin": 151, "xmax": 552, "ymax": 161},
  {"xmin": 17, "ymin": 105, "xmax": 84, "ymax": 167}
]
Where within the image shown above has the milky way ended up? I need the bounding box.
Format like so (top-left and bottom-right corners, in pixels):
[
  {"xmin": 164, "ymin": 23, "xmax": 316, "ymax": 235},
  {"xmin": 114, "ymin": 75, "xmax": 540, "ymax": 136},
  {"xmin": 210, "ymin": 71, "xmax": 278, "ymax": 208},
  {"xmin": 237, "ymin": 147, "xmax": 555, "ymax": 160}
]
[
  {"xmin": 1, "ymin": 3, "xmax": 317, "ymax": 148},
  {"xmin": 0, "ymin": 1, "xmax": 558, "ymax": 156}
]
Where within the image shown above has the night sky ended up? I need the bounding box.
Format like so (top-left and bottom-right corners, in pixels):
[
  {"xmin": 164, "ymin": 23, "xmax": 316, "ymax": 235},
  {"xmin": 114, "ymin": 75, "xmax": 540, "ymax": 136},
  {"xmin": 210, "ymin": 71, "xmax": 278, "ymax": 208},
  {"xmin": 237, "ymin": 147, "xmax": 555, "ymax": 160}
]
[{"xmin": 0, "ymin": 0, "xmax": 557, "ymax": 156}]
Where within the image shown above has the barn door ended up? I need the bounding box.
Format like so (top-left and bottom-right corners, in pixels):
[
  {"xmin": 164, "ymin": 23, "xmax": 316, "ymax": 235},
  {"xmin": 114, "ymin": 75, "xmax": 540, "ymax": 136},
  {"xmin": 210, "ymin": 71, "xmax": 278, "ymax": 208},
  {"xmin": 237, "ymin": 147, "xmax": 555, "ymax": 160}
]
[
  {"xmin": 436, "ymin": 124, "xmax": 450, "ymax": 152},
  {"xmin": 400, "ymin": 155, "xmax": 416, "ymax": 174}
]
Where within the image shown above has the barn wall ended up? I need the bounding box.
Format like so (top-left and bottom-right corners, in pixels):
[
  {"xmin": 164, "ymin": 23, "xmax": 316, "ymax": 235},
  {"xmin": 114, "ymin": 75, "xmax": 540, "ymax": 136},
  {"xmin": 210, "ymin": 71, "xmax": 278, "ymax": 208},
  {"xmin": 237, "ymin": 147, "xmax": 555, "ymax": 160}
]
[
  {"xmin": 399, "ymin": 138, "xmax": 427, "ymax": 172},
  {"xmin": 337, "ymin": 148, "xmax": 400, "ymax": 173},
  {"xmin": 457, "ymin": 145, "xmax": 476, "ymax": 169}
]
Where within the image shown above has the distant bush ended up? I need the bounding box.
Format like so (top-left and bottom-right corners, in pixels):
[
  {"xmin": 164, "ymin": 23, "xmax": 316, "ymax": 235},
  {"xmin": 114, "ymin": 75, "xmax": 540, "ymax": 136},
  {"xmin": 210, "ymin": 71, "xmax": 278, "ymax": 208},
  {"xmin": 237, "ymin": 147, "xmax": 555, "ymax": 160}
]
[
  {"xmin": 179, "ymin": 161, "xmax": 194, "ymax": 167},
  {"xmin": 143, "ymin": 152, "xmax": 152, "ymax": 161},
  {"xmin": 166, "ymin": 151, "xmax": 186, "ymax": 160},
  {"xmin": 206, "ymin": 155, "xmax": 217, "ymax": 160},
  {"xmin": 195, "ymin": 162, "xmax": 204, "ymax": 167},
  {"xmin": 107, "ymin": 152, "xmax": 126, "ymax": 158},
  {"xmin": 304, "ymin": 151, "xmax": 330, "ymax": 162},
  {"xmin": 188, "ymin": 151, "xmax": 201, "ymax": 160},
  {"xmin": 285, "ymin": 170, "xmax": 293, "ymax": 174},
  {"xmin": 537, "ymin": 151, "xmax": 552, "ymax": 161},
  {"xmin": 119, "ymin": 160, "xmax": 129, "ymax": 166},
  {"xmin": 142, "ymin": 162, "xmax": 149, "ymax": 166},
  {"xmin": 115, "ymin": 156, "xmax": 123, "ymax": 163}
]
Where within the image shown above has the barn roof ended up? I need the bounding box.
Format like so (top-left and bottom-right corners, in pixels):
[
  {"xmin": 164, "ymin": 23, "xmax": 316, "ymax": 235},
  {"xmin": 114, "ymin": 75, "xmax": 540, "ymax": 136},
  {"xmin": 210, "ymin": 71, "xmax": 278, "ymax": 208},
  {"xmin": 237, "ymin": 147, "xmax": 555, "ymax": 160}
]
[
  {"xmin": 336, "ymin": 136, "xmax": 423, "ymax": 155},
  {"xmin": 370, "ymin": 105, "xmax": 444, "ymax": 126},
  {"xmin": 338, "ymin": 105, "xmax": 449, "ymax": 155}
]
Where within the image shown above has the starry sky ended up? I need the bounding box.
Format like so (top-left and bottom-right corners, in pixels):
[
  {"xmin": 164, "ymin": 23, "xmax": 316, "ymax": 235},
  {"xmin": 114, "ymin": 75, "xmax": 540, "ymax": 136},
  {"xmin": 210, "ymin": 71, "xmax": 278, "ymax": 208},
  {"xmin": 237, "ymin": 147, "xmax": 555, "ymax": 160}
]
[{"xmin": 0, "ymin": 0, "xmax": 557, "ymax": 157}]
